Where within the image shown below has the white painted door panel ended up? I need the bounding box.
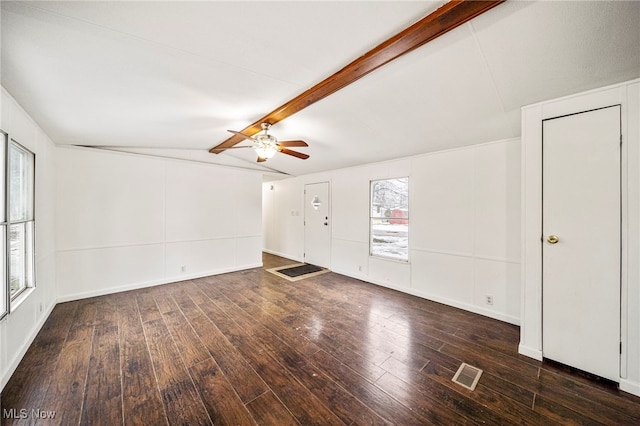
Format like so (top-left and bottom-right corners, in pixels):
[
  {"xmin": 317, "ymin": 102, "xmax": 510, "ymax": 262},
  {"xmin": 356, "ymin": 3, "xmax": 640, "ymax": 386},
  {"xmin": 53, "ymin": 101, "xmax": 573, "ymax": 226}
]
[
  {"xmin": 304, "ymin": 182, "xmax": 330, "ymax": 267},
  {"xmin": 542, "ymin": 106, "xmax": 620, "ymax": 381}
]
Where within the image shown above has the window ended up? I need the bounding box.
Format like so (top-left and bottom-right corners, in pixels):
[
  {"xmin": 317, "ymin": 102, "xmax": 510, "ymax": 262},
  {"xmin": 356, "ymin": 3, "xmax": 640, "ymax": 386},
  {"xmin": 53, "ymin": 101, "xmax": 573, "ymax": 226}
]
[
  {"xmin": 8, "ymin": 141, "xmax": 35, "ymax": 300},
  {"xmin": 0, "ymin": 132, "xmax": 6, "ymax": 318},
  {"xmin": 370, "ymin": 177, "xmax": 409, "ymax": 261},
  {"xmin": 1, "ymin": 136, "xmax": 35, "ymax": 319}
]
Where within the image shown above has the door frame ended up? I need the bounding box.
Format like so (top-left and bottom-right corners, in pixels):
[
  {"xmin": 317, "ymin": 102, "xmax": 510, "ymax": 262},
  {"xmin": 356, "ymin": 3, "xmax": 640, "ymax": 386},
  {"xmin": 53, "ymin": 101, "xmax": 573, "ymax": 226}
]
[
  {"xmin": 303, "ymin": 181, "xmax": 331, "ymax": 268},
  {"xmin": 541, "ymin": 105, "xmax": 622, "ymax": 381},
  {"xmin": 520, "ymin": 81, "xmax": 632, "ymax": 385}
]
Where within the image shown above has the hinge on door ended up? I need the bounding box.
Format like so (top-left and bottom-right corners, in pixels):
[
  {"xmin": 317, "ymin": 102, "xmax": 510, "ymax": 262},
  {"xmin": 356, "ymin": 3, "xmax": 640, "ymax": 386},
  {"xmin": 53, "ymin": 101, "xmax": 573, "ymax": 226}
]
[
  {"xmin": 620, "ymin": 342, "xmax": 623, "ymax": 354},
  {"xmin": 620, "ymin": 134, "xmax": 623, "ymax": 146}
]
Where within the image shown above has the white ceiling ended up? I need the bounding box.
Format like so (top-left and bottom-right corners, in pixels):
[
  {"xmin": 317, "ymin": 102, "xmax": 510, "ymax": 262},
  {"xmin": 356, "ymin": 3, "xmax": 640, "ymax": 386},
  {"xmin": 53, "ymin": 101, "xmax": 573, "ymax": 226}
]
[{"xmin": 2, "ymin": 1, "xmax": 639, "ymax": 178}]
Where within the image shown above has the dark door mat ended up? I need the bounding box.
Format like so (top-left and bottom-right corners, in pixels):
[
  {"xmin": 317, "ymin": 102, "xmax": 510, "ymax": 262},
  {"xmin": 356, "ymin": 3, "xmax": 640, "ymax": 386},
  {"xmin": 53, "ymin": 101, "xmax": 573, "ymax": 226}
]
[
  {"xmin": 266, "ymin": 263, "xmax": 330, "ymax": 282},
  {"xmin": 278, "ymin": 264, "xmax": 323, "ymax": 277}
]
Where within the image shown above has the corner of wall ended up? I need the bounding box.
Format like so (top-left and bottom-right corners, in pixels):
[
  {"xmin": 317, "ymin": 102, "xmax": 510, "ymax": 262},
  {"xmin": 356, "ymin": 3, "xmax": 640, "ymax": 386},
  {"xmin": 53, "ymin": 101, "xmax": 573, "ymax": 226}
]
[{"xmin": 0, "ymin": 302, "xmax": 56, "ymax": 391}]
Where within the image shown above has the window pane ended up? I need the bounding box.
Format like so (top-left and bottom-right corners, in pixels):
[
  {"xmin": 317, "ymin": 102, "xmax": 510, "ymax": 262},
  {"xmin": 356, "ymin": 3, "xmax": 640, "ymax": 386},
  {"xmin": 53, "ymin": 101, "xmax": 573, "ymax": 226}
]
[
  {"xmin": 371, "ymin": 178, "xmax": 409, "ymax": 217},
  {"xmin": 10, "ymin": 142, "xmax": 35, "ymax": 222},
  {"xmin": 0, "ymin": 225, "xmax": 6, "ymax": 317},
  {"xmin": 371, "ymin": 218, "xmax": 409, "ymax": 260},
  {"xmin": 370, "ymin": 177, "xmax": 409, "ymax": 261},
  {"xmin": 9, "ymin": 223, "xmax": 26, "ymax": 298}
]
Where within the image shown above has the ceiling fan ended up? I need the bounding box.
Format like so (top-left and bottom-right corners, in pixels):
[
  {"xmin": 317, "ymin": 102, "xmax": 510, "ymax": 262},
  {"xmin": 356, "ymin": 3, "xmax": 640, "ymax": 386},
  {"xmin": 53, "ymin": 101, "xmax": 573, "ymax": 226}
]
[{"xmin": 211, "ymin": 123, "xmax": 309, "ymax": 162}]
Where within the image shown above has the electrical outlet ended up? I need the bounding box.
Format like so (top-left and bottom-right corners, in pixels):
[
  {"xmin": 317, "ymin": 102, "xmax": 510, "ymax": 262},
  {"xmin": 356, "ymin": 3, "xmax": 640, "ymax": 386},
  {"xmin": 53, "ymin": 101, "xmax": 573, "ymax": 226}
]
[
  {"xmin": 39, "ymin": 302, "xmax": 43, "ymax": 313},
  {"xmin": 485, "ymin": 295, "xmax": 494, "ymax": 305},
  {"xmin": 181, "ymin": 265, "xmax": 186, "ymax": 273},
  {"xmin": 358, "ymin": 265, "xmax": 362, "ymax": 272}
]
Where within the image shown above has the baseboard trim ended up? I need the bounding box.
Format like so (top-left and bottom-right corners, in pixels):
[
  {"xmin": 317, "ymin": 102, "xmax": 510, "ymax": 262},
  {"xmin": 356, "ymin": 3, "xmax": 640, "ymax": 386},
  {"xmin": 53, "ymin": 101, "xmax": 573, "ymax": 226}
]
[
  {"xmin": 56, "ymin": 263, "xmax": 262, "ymax": 303},
  {"xmin": 620, "ymin": 378, "xmax": 640, "ymax": 398},
  {"xmin": 518, "ymin": 344, "xmax": 543, "ymax": 361},
  {"xmin": 331, "ymin": 267, "xmax": 520, "ymax": 326}
]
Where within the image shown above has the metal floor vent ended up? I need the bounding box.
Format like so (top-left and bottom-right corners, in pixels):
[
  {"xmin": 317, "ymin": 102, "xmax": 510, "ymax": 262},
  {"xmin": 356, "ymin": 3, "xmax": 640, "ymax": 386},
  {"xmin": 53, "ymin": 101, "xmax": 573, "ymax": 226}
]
[{"xmin": 452, "ymin": 363, "xmax": 483, "ymax": 391}]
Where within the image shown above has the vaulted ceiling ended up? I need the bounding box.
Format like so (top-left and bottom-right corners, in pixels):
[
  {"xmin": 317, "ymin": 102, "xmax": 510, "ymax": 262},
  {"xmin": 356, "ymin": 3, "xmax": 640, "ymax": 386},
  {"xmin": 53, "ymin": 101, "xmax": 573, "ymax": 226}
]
[{"xmin": 2, "ymin": 1, "xmax": 639, "ymax": 178}]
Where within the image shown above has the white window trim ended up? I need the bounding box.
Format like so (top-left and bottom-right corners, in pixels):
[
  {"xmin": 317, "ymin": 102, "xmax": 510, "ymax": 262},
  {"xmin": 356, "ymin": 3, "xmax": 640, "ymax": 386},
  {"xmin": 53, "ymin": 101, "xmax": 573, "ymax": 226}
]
[
  {"xmin": 369, "ymin": 176, "xmax": 410, "ymax": 262},
  {"xmin": 0, "ymin": 134, "xmax": 36, "ymax": 319}
]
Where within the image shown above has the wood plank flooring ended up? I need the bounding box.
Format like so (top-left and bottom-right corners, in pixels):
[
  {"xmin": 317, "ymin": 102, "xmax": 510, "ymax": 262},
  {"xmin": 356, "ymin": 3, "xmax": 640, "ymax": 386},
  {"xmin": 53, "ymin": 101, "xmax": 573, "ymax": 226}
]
[{"xmin": 2, "ymin": 253, "xmax": 640, "ymax": 425}]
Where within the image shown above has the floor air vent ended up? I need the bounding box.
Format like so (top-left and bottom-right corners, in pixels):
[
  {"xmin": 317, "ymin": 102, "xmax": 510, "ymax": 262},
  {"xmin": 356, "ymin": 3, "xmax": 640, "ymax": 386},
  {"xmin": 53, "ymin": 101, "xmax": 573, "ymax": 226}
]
[{"xmin": 452, "ymin": 363, "xmax": 483, "ymax": 391}]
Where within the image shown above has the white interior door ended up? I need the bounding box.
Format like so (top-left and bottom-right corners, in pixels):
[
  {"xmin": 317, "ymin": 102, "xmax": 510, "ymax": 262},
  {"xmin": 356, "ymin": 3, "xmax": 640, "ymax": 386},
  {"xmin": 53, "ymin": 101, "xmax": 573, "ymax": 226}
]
[
  {"xmin": 304, "ymin": 182, "xmax": 330, "ymax": 267},
  {"xmin": 542, "ymin": 105, "xmax": 621, "ymax": 381}
]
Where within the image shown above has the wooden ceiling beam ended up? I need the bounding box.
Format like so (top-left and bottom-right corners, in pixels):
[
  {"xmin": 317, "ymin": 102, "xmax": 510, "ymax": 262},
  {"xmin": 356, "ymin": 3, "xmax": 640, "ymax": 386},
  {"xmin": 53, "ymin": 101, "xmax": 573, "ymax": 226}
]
[{"xmin": 210, "ymin": 0, "xmax": 504, "ymax": 153}]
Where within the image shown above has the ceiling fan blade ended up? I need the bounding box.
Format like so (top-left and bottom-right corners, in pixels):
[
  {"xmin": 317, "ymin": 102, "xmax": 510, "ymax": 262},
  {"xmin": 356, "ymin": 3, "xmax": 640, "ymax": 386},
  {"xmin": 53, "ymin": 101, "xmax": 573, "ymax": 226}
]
[
  {"xmin": 227, "ymin": 130, "xmax": 255, "ymax": 142},
  {"xmin": 279, "ymin": 148, "xmax": 310, "ymax": 160},
  {"xmin": 277, "ymin": 140, "xmax": 308, "ymax": 147},
  {"xmin": 210, "ymin": 145, "xmax": 254, "ymax": 151},
  {"xmin": 257, "ymin": 156, "xmax": 267, "ymax": 163}
]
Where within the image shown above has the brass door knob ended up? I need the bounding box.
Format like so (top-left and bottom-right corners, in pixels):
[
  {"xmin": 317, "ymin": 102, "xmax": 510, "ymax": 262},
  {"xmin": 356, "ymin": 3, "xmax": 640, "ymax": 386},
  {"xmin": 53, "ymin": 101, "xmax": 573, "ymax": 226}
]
[{"xmin": 547, "ymin": 235, "xmax": 559, "ymax": 244}]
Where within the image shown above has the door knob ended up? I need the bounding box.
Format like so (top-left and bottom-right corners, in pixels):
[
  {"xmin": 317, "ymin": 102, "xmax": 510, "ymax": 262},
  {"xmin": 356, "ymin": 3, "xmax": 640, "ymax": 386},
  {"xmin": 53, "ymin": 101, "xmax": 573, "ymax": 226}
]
[{"xmin": 547, "ymin": 235, "xmax": 559, "ymax": 244}]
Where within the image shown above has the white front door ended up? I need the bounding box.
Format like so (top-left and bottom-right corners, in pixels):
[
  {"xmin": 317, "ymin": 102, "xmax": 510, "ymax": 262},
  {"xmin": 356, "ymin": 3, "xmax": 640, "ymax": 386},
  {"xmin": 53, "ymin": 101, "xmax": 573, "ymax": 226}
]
[
  {"xmin": 542, "ymin": 105, "xmax": 621, "ymax": 381},
  {"xmin": 304, "ymin": 182, "xmax": 330, "ymax": 267}
]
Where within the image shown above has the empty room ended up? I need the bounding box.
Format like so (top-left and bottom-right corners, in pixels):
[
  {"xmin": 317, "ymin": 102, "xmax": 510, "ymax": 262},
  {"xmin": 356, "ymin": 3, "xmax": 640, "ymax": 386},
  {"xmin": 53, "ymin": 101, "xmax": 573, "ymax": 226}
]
[{"xmin": 1, "ymin": 0, "xmax": 640, "ymax": 424}]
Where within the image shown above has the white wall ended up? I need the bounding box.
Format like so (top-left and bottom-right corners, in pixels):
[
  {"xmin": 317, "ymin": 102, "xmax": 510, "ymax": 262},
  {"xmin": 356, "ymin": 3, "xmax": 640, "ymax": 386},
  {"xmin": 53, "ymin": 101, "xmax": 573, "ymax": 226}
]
[
  {"xmin": 0, "ymin": 88, "xmax": 263, "ymax": 392},
  {"xmin": 0, "ymin": 88, "xmax": 57, "ymax": 390},
  {"xmin": 521, "ymin": 79, "xmax": 640, "ymax": 397},
  {"xmin": 263, "ymin": 138, "xmax": 521, "ymax": 324},
  {"xmin": 55, "ymin": 147, "xmax": 263, "ymax": 301}
]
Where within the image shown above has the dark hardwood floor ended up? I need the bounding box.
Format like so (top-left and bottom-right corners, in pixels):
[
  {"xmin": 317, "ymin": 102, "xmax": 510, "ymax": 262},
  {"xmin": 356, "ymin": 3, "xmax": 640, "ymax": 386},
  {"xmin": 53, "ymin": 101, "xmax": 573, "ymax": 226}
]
[{"xmin": 2, "ymin": 253, "xmax": 640, "ymax": 425}]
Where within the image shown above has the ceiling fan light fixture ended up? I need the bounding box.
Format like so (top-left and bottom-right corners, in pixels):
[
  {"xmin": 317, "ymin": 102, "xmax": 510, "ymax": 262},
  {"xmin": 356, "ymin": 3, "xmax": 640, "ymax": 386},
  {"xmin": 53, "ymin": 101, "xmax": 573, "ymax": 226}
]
[
  {"xmin": 255, "ymin": 145, "xmax": 277, "ymax": 159},
  {"xmin": 254, "ymin": 124, "xmax": 278, "ymax": 159}
]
